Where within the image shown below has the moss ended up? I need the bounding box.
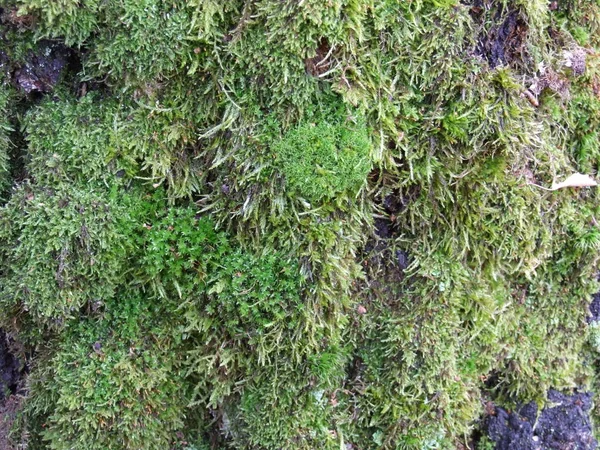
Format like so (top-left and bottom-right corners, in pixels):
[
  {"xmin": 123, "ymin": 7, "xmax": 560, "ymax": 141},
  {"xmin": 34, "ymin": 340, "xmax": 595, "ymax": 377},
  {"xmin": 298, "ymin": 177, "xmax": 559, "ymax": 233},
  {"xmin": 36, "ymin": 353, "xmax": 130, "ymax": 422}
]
[
  {"xmin": 24, "ymin": 296, "xmax": 188, "ymax": 450},
  {"xmin": 23, "ymin": 93, "xmax": 126, "ymax": 186},
  {"xmin": 273, "ymin": 111, "xmax": 372, "ymax": 203},
  {"xmin": 0, "ymin": 83, "xmax": 13, "ymax": 195},
  {"xmin": 182, "ymin": 245, "xmax": 330, "ymax": 405},
  {"xmin": 3, "ymin": 0, "xmax": 600, "ymax": 449},
  {"xmin": 135, "ymin": 205, "xmax": 228, "ymax": 299},
  {"xmin": 0, "ymin": 185, "xmax": 133, "ymax": 333},
  {"xmin": 204, "ymin": 250, "xmax": 304, "ymax": 335},
  {"xmin": 229, "ymin": 361, "xmax": 346, "ymax": 450}
]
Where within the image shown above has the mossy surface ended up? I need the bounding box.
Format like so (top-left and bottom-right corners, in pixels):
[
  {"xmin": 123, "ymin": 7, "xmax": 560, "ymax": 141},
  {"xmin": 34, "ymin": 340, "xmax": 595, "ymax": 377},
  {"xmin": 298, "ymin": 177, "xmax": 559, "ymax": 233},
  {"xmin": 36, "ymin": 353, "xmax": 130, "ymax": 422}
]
[{"xmin": 1, "ymin": 1, "xmax": 600, "ymax": 449}]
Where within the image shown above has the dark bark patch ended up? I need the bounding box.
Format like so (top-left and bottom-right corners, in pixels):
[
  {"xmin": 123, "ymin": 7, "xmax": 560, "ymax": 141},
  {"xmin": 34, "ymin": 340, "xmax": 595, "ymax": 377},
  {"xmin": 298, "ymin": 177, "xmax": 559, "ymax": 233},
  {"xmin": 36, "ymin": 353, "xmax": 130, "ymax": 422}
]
[
  {"xmin": 13, "ymin": 42, "xmax": 72, "ymax": 94},
  {"xmin": 485, "ymin": 390, "xmax": 597, "ymax": 450}
]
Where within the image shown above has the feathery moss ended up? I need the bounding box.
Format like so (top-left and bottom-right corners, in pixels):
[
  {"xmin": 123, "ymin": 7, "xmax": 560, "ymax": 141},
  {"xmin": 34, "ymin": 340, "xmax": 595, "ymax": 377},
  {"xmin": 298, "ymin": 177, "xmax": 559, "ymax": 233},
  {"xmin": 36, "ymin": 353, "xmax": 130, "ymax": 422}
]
[{"xmin": 2, "ymin": 0, "xmax": 600, "ymax": 449}]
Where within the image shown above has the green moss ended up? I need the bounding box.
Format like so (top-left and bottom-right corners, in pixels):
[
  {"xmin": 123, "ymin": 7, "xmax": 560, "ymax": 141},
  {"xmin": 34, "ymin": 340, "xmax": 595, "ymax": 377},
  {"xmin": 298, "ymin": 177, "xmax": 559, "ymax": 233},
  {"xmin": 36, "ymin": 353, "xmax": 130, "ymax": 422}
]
[
  {"xmin": 24, "ymin": 93, "xmax": 126, "ymax": 186},
  {"xmin": 19, "ymin": 0, "xmax": 196, "ymax": 82},
  {"xmin": 25, "ymin": 296, "xmax": 188, "ymax": 450},
  {"xmin": 16, "ymin": 0, "xmax": 101, "ymax": 45},
  {"xmin": 3, "ymin": 0, "xmax": 600, "ymax": 449},
  {"xmin": 0, "ymin": 185, "xmax": 132, "ymax": 331},
  {"xmin": 205, "ymin": 250, "xmax": 304, "ymax": 335},
  {"xmin": 136, "ymin": 205, "xmax": 228, "ymax": 299},
  {"xmin": 23, "ymin": 90, "xmax": 218, "ymax": 198},
  {"xmin": 274, "ymin": 113, "xmax": 372, "ymax": 203},
  {"xmin": 183, "ymin": 247, "xmax": 313, "ymax": 404},
  {"xmin": 0, "ymin": 83, "xmax": 13, "ymax": 195},
  {"xmin": 230, "ymin": 362, "xmax": 345, "ymax": 450}
]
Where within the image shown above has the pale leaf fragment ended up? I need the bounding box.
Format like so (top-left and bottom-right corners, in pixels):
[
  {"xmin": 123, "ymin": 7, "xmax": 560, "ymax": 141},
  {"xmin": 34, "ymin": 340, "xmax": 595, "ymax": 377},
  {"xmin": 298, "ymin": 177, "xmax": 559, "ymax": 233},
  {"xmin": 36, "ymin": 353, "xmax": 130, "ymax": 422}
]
[{"xmin": 551, "ymin": 173, "xmax": 598, "ymax": 190}]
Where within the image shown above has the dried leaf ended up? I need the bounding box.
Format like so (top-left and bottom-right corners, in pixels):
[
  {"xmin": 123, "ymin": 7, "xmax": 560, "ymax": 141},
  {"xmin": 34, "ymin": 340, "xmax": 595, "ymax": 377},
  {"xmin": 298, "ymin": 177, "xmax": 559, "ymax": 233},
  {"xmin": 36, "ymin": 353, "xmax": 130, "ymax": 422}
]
[{"xmin": 551, "ymin": 173, "xmax": 598, "ymax": 190}]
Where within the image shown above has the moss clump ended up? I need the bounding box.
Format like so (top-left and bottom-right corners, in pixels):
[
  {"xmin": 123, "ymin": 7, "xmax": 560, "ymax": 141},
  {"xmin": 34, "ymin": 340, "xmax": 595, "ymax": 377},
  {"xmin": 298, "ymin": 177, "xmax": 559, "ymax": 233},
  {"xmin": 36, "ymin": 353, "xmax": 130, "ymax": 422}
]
[
  {"xmin": 0, "ymin": 186, "xmax": 132, "ymax": 332},
  {"xmin": 23, "ymin": 93, "xmax": 124, "ymax": 186},
  {"xmin": 274, "ymin": 114, "xmax": 371, "ymax": 202},
  {"xmin": 229, "ymin": 358, "xmax": 346, "ymax": 449},
  {"xmin": 204, "ymin": 250, "xmax": 304, "ymax": 335},
  {"xmin": 135, "ymin": 205, "xmax": 228, "ymax": 299},
  {"xmin": 25, "ymin": 296, "xmax": 187, "ymax": 450},
  {"xmin": 22, "ymin": 91, "xmax": 204, "ymax": 196},
  {"xmin": 19, "ymin": 0, "xmax": 209, "ymax": 84}
]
